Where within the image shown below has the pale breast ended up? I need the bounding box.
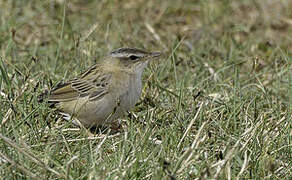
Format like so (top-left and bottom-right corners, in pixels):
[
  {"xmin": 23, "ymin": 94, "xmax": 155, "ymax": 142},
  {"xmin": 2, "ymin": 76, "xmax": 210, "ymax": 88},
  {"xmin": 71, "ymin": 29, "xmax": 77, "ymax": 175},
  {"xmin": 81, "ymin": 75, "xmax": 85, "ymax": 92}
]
[{"xmin": 119, "ymin": 74, "xmax": 142, "ymax": 111}]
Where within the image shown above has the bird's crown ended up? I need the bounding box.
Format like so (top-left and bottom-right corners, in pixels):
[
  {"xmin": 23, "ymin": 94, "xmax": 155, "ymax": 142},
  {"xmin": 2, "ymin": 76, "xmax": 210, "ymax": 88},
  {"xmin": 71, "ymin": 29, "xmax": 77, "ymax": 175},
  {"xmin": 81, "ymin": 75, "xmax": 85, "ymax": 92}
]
[{"xmin": 110, "ymin": 47, "xmax": 161, "ymax": 61}]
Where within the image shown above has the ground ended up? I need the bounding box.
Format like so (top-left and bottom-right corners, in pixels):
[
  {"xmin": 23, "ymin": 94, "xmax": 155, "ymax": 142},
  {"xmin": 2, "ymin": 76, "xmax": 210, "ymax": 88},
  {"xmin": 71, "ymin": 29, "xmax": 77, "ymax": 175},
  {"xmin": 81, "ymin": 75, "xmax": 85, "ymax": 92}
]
[{"xmin": 0, "ymin": 0, "xmax": 291, "ymax": 179}]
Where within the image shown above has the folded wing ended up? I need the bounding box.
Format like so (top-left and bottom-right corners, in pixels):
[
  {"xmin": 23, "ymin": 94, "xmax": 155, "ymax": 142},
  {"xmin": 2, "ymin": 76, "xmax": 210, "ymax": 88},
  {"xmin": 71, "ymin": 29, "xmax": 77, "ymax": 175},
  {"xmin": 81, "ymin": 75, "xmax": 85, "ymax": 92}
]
[{"xmin": 46, "ymin": 65, "xmax": 111, "ymax": 102}]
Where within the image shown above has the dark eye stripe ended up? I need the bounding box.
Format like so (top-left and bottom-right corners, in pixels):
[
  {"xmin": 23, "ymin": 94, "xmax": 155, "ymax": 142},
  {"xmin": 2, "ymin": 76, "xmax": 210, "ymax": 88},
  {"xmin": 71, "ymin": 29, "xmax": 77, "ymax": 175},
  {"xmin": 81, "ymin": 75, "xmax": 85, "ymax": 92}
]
[{"xmin": 129, "ymin": 55, "xmax": 139, "ymax": 60}]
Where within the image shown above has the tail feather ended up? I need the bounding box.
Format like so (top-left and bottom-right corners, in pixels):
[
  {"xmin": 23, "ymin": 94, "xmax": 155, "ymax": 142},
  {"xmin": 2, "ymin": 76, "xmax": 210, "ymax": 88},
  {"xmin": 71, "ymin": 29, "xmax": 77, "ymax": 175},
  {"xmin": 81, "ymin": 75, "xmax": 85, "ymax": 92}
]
[{"xmin": 39, "ymin": 81, "xmax": 78, "ymax": 102}]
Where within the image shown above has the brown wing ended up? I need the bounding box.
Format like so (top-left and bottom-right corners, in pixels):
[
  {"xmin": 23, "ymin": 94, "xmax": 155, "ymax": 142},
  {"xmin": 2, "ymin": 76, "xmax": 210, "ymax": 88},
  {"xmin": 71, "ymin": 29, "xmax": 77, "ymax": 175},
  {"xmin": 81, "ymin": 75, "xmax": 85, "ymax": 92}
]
[{"xmin": 46, "ymin": 65, "xmax": 111, "ymax": 102}]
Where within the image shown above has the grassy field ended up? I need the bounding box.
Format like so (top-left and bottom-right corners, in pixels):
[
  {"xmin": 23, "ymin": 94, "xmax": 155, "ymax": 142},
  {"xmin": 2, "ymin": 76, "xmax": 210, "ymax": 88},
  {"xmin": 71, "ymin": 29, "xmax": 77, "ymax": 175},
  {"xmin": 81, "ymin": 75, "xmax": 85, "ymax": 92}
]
[{"xmin": 0, "ymin": 0, "xmax": 291, "ymax": 179}]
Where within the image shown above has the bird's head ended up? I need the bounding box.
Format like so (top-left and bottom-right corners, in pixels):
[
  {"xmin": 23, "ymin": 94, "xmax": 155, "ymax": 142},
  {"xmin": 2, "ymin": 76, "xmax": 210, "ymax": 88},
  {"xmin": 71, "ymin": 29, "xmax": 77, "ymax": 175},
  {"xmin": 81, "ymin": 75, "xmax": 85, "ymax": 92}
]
[{"xmin": 109, "ymin": 47, "xmax": 161, "ymax": 71}]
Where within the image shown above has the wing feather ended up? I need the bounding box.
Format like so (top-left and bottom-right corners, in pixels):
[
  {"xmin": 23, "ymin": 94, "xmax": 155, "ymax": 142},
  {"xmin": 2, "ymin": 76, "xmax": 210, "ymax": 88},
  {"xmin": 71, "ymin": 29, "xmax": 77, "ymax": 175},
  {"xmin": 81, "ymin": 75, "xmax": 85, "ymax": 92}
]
[{"xmin": 47, "ymin": 65, "xmax": 111, "ymax": 102}]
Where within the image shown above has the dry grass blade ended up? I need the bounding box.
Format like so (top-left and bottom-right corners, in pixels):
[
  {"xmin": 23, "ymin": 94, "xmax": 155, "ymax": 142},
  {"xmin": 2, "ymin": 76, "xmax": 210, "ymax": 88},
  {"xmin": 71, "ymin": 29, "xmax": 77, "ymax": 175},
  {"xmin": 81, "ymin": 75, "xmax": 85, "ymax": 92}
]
[
  {"xmin": 175, "ymin": 121, "xmax": 207, "ymax": 174},
  {"xmin": 145, "ymin": 22, "xmax": 167, "ymax": 50},
  {"xmin": 80, "ymin": 23, "xmax": 98, "ymax": 42},
  {"xmin": 212, "ymin": 119, "xmax": 260, "ymax": 179},
  {"xmin": 204, "ymin": 62, "xmax": 219, "ymax": 81},
  {"xmin": 236, "ymin": 150, "xmax": 250, "ymax": 179},
  {"xmin": 0, "ymin": 152, "xmax": 38, "ymax": 179},
  {"xmin": 2, "ymin": 81, "xmax": 31, "ymax": 126},
  {"xmin": 0, "ymin": 91, "xmax": 7, "ymax": 98},
  {"xmin": 31, "ymin": 133, "xmax": 121, "ymax": 147},
  {"xmin": 95, "ymin": 129, "xmax": 111, "ymax": 153},
  {"xmin": 213, "ymin": 139, "xmax": 241, "ymax": 179},
  {"xmin": 66, "ymin": 155, "xmax": 79, "ymax": 180},
  {"xmin": 0, "ymin": 133, "xmax": 66, "ymax": 178},
  {"xmin": 177, "ymin": 102, "xmax": 204, "ymax": 149}
]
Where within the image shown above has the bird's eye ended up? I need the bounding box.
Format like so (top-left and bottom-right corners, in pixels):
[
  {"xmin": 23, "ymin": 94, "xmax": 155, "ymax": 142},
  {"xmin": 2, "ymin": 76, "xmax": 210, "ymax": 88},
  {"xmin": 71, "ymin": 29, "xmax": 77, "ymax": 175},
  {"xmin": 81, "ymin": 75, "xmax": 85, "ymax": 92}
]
[{"xmin": 129, "ymin": 55, "xmax": 139, "ymax": 60}]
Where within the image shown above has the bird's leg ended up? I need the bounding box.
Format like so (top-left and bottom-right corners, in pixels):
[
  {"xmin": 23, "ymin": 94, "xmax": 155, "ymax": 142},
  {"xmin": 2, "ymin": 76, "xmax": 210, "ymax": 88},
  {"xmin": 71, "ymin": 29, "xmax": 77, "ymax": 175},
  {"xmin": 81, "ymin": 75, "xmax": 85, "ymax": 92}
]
[{"xmin": 104, "ymin": 98, "xmax": 123, "ymax": 132}]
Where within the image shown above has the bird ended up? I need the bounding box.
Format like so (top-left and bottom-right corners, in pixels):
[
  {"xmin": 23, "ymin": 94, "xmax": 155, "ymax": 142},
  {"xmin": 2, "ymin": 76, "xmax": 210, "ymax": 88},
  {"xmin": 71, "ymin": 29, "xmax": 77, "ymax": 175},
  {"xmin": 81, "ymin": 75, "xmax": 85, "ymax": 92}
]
[{"xmin": 40, "ymin": 47, "xmax": 161, "ymax": 128}]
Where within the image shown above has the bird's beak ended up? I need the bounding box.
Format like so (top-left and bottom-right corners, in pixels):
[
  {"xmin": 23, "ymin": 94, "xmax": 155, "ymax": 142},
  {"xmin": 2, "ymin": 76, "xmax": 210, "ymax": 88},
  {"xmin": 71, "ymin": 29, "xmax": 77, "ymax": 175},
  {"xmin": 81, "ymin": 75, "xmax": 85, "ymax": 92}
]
[{"xmin": 150, "ymin": 52, "xmax": 161, "ymax": 58}]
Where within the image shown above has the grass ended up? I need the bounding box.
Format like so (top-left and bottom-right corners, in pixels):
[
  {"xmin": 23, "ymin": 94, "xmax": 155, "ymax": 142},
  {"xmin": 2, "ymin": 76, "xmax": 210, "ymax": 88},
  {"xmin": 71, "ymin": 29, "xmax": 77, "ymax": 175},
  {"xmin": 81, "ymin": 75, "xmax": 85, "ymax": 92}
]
[{"xmin": 0, "ymin": 0, "xmax": 291, "ymax": 179}]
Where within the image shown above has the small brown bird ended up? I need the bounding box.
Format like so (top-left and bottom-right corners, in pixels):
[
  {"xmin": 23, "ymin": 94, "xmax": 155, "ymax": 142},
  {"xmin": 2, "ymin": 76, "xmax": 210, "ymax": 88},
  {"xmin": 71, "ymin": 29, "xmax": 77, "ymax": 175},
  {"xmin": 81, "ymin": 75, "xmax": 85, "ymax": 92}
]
[{"xmin": 41, "ymin": 47, "xmax": 161, "ymax": 128}]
